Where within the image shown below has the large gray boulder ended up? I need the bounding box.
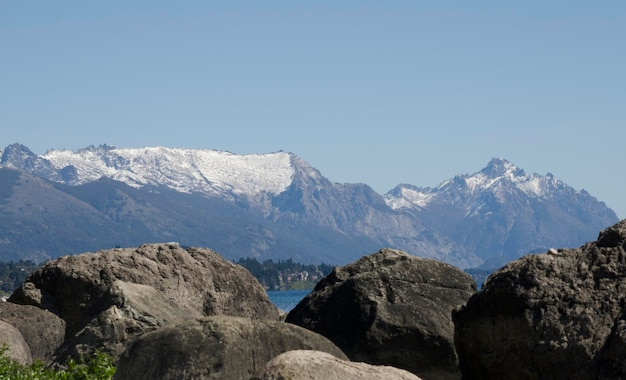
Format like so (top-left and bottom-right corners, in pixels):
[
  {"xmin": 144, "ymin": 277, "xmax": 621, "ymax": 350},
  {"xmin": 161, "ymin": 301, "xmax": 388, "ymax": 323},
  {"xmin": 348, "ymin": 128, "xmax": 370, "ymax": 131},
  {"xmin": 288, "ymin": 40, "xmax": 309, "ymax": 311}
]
[
  {"xmin": 114, "ymin": 315, "xmax": 347, "ymax": 380},
  {"xmin": 453, "ymin": 219, "xmax": 626, "ymax": 380},
  {"xmin": 53, "ymin": 280, "xmax": 190, "ymax": 362},
  {"xmin": 254, "ymin": 350, "xmax": 423, "ymax": 380},
  {"xmin": 10, "ymin": 243, "xmax": 279, "ymax": 336},
  {"xmin": 286, "ymin": 248, "xmax": 476, "ymax": 380},
  {"xmin": 0, "ymin": 301, "xmax": 65, "ymax": 362},
  {"xmin": 0, "ymin": 319, "xmax": 32, "ymax": 365}
]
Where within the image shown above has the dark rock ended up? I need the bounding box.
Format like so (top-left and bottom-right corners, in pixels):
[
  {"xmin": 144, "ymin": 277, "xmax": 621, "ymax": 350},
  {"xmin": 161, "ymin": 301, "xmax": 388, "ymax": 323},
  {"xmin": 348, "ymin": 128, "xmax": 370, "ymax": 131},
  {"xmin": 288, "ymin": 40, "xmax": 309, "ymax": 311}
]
[
  {"xmin": 453, "ymin": 219, "xmax": 626, "ymax": 380},
  {"xmin": 10, "ymin": 243, "xmax": 279, "ymax": 337},
  {"xmin": 0, "ymin": 301, "xmax": 65, "ymax": 362},
  {"xmin": 286, "ymin": 248, "xmax": 476, "ymax": 380},
  {"xmin": 0, "ymin": 319, "xmax": 32, "ymax": 365},
  {"xmin": 598, "ymin": 307, "xmax": 626, "ymax": 379},
  {"xmin": 114, "ymin": 315, "xmax": 347, "ymax": 380},
  {"xmin": 53, "ymin": 280, "xmax": 190, "ymax": 363},
  {"xmin": 254, "ymin": 350, "xmax": 423, "ymax": 380}
]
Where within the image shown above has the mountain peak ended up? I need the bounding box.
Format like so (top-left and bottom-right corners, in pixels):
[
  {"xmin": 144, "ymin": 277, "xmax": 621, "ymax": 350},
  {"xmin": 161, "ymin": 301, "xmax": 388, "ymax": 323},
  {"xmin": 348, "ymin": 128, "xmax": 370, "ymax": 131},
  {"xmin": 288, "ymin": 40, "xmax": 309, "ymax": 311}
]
[
  {"xmin": 0, "ymin": 143, "xmax": 619, "ymax": 270},
  {"xmin": 39, "ymin": 145, "xmax": 299, "ymax": 198},
  {"xmin": 480, "ymin": 158, "xmax": 525, "ymax": 178},
  {"xmin": 1, "ymin": 143, "xmax": 40, "ymax": 170}
]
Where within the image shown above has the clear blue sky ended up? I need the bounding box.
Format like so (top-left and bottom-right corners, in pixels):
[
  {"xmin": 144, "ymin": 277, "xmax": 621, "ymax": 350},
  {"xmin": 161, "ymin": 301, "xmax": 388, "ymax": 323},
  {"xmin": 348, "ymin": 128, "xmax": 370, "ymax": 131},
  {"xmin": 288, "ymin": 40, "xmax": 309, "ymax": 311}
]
[{"xmin": 2, "ymin": 1, "xmax": 625, "ymax": 218}]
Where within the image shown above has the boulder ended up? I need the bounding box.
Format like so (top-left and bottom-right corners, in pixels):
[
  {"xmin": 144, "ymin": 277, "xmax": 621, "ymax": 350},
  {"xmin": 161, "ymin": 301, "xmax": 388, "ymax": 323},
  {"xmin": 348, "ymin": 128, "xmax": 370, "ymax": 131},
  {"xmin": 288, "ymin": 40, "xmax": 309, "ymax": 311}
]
[
  {"xmin": 114, "ymin": 315, "xmax": 347, "ymax": 380},
  {"xmin": 597, "ymin": 306, "xmax": 626, "ymax": 379},
  {"xmin": 286, "ymin": 248, "xmax": 476, "ymax": 380},
  {"xmin": 254, "ymin": 350, "xmax": 423, "ymax": 380},
  {"xmin": 53, "ymin": 280, "xmax": 190, "ymax": 362},
  {"xmin": 0, "ymin": 301, "xmax": 65, "ymax": 362},
  {"xmin": 453, "ymin": 219, "xmax": 626, "ymax": 380},
  {"xmin": 9, "ymin": 243, "xmax": 279, "ymax": 338},
  {"xmin": 0, "ymin": 320, "xmax": 32, "ymax": 365}
]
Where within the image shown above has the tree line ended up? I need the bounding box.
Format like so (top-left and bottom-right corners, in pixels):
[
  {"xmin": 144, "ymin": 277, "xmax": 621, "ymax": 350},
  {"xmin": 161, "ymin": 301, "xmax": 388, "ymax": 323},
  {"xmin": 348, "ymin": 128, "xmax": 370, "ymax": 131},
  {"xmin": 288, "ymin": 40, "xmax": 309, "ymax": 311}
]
[
  {"xmin": 0, "ymin": 259, "xmax": 39, "ymax": 295},
  {"xmin": 235, "ymin": 257, "xmax": 335, "ymax": 291}
]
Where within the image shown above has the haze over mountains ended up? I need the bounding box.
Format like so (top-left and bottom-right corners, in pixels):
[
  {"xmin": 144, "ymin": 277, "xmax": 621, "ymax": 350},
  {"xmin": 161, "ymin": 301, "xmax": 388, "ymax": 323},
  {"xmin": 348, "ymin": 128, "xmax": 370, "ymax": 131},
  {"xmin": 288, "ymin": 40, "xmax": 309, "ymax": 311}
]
[{"xmin": 0, "ymin": 143, "xmax": 618, "ymax": 269}]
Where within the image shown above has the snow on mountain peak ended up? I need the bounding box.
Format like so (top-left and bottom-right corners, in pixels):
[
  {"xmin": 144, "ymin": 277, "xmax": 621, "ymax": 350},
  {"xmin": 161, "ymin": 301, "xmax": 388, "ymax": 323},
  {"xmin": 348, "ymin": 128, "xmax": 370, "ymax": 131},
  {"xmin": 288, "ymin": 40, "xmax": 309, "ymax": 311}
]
[
  {"xmin": 463, "ymin": 158, "xmax": 550, "ymax": 197},
  {"xmin": 481, "ymin": 158, "xmax": 525, "ymax": 178},
  {"xmin": 42, "ymin": 146, "xmax": 296, "ymax": 196},
  {"xmin": 384, "ymin": 185, "xmax": 433, "ymax": 210},
  {"xmin": 385, "ymin": 158, "xmax": 558, "ymax": 211}
]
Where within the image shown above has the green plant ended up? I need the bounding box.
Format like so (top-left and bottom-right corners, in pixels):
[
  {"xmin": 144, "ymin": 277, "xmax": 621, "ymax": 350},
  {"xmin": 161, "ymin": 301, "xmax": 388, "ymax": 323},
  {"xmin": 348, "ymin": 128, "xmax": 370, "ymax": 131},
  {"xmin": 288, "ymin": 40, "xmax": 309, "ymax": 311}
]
[{"xmin": 0, "ymin": 345, "xmax": 116, "ymax": 380}]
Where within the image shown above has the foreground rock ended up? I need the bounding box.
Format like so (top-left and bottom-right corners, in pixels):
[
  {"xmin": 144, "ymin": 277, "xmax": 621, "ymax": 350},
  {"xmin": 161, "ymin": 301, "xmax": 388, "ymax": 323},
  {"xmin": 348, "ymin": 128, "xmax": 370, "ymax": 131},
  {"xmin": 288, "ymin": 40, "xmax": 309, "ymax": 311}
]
[
  {"xmin": 453, "ymin": 220, "xmax": 626, "ymax": 380},
  {"xmin": 286, "ymin": 248, "xmax": 476, "ymax": 380},
  {"xmin": 254, "ymin": 350, "xmax": 423, "ymax": 380},
  {"xmin": 114, "ymin": 315, "xmax": 347, "ymax": 380},
  {"xmin": 0, "ymin": 320, "xmax": 32, "ymax": 365},
  {"xmin": 9, "ymin": 243, "xmax": 279, "ymax": 362},
  {"xmin": 0, "ymin": 301, "xmax": 65, "ymax": 362},
  {"xmin": 53, "ymin": 280, "xmax": 191, "ymax": 363}
]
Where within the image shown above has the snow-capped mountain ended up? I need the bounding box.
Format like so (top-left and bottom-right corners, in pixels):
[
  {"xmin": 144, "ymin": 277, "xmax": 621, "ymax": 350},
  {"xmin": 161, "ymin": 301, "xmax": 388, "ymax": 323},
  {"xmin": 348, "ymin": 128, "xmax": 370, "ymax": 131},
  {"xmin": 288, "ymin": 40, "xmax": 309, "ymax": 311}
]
[
  {"xmin": 11, "ymin": 144, "xmax": 294, "ymax": 200},
  {"xmin": 0, "ymin": 144, "xmax": 619, "ymax": 269},
  {"xmin": 44, "ymin": 145, "xmax": 295, "ymax": 195},
  {"xmin": 386, "ymin": 158, "xmax": 590, "ymax": 212},
  {"xmin": 385, "ymin": 158, "xmax": 617, "ymax": 267}
]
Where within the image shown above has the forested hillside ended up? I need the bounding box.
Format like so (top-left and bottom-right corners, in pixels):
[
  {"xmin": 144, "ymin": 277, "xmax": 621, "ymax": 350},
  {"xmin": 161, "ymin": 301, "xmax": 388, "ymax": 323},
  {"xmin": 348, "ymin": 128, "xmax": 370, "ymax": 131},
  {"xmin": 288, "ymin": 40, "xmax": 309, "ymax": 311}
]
[
  {"xmin": 0, "ymin": 259, "xmax": 38, "ymax": 295},
  {"xmin": 235, "ymin": 257, "xmax": 334, "ymax": 290}
]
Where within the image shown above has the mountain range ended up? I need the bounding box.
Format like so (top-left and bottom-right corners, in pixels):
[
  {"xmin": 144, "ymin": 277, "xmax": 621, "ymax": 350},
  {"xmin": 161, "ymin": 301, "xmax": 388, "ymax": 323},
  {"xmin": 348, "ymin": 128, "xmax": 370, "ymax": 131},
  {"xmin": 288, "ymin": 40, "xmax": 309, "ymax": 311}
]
[{"xmin": 0, "ymin": 143, "xmax": 618, "ymax": 269}]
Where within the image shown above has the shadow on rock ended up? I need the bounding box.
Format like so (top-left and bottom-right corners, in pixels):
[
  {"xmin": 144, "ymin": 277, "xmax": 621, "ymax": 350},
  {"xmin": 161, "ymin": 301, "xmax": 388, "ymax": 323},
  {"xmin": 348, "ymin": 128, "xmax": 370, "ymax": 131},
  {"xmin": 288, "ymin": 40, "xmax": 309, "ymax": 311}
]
[
  {"xmin": 286, "ymin": 248, "xmax": 476, "ymax": 380},
  {"xmin": 454, "ymin": 219, "xmax": 626, "ymax": 380}
]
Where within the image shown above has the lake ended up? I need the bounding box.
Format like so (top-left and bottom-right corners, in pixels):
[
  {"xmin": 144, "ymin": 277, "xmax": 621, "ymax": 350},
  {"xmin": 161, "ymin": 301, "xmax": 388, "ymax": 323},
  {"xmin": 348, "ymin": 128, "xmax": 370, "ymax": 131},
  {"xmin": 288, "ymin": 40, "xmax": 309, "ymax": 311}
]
[{"xmin": 267, "ymin": 289, "xmax": 311, "ymax": 312}]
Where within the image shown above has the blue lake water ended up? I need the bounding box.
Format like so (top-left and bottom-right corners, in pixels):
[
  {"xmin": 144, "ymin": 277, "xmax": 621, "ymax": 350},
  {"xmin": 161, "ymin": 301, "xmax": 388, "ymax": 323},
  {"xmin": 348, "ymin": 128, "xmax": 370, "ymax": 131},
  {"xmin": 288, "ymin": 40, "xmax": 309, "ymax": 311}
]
[{"xmin": 267, "ymin": 289, "xmax": 311, "ymax": 312}]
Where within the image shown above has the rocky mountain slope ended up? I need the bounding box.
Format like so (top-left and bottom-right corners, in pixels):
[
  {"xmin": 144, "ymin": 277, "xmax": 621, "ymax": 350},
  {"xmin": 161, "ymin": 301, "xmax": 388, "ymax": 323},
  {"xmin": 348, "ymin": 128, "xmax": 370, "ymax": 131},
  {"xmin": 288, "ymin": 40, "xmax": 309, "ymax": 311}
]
[
  {"xmin": 384, "ymin": 158, "xmax": 618, "ymax": 267},
  {"xmin": 0, "ymin": 143, "xmax": 618, "ymax": 268}
]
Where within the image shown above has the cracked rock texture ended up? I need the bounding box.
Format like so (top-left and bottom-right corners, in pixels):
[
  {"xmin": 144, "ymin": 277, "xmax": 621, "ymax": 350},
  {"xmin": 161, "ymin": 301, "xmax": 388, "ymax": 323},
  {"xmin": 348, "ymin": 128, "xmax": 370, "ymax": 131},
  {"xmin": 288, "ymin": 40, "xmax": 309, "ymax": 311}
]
[
  {"xmin": 453, "ymin": 219, "xmax": 626, "ymax": 380},
  {"xmin": 286, "ymin": 248, "xmax": 476, "ymax": 380}
]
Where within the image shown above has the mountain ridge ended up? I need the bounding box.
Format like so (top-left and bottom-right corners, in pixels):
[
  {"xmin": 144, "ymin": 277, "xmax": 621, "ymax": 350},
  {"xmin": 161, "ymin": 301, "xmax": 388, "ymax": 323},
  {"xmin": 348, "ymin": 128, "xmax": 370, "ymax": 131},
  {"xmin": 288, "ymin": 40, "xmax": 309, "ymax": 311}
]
[{"xmin": 0, "ymin": 143, "xmax": 618, "ymax": 269}]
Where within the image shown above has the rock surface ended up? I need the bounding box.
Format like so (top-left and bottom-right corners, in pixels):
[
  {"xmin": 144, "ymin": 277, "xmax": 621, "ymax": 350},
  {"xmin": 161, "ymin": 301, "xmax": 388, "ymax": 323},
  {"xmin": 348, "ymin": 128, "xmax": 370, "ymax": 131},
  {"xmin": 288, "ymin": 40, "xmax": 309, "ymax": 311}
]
[
  {"xmin": 254, "ymin": 350, "xmax": 423, "ymax": 380},
  {"xmin": 53, "ymin": 280, "xmax": 191, "ymax": 362},
  {"xmin": 453, "ymin": 219, "xmax": 626, "ymax": 380},
  {"xmin": 8, "ymin": 243, "xmax": 279, "ymax": 363},
  {"xmin": 114, "ymin": 315, "xmax": 347, "ymax": 380},
  {"xmin": 0, "ymin": 301, "xmax": 65, "ymax": 362},
  {"xmin": 0, "ymin": 319, "xmax": 32, "ymax": 365},
  {"xmin": 286, "ymin": 248, "xmax": 476, "ymax": 380},
  {"xmin": 11, "ymin": 243, "xmax": 279, "ymax": 332}
]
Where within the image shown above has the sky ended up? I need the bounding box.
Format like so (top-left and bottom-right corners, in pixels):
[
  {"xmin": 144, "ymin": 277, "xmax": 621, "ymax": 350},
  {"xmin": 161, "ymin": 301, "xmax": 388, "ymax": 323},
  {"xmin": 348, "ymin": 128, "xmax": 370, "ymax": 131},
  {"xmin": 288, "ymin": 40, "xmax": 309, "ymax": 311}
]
[{"xmin": 1, "ymin": 1, "xmax": 625, "ymax": 217}]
